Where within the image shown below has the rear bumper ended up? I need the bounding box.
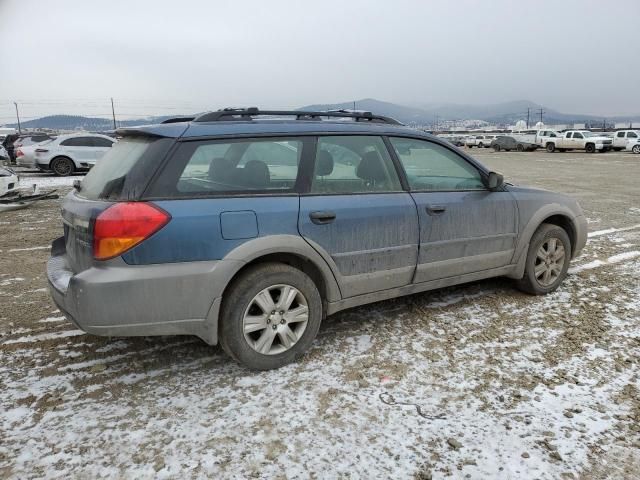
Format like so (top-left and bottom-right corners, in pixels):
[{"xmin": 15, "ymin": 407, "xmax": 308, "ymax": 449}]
[{"xmin": 47, "ymin": 242, "xmax": 243, "ymax": 345}]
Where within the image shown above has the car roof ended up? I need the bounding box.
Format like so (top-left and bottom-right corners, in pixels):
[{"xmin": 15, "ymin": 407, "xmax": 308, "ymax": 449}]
[{"xmin": 117, "ymin": 119, "xmax": 435, "ymax": 140}]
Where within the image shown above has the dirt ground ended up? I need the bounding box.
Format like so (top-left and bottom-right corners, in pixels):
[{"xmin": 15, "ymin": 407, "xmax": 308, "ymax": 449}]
[{"xmin": 1, "ymin": 150, "xmax": 639, "ymax": 479}]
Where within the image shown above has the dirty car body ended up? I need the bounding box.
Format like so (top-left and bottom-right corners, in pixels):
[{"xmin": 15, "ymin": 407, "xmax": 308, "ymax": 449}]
[{"xmin": 47, "ymin": 109, "xmax": 587, "ymax": 369}]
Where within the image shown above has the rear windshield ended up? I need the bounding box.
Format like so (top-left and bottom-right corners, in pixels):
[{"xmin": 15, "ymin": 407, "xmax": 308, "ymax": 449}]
[{"xmin": 79, "ymin": 136, "xmax": 172, "ymax": 200}]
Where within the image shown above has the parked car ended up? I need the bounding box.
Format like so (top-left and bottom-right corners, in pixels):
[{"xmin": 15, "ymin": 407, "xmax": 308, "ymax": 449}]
[
  {"xmin": 0, "ymin": 166, "xmax": 19, "ymax": 197},
  {"xmin": 626, "ymin": 138, "xmax": 640, "ymax": 154},
  {"xmin": 13, "ymin": 133, "xmax": 57, "ymax": 151},
  {"xmin": 35, "ymin": 134, "xmax": 116, "ymax": 176},
  {"xmin": 16, "ymin": 144, "xmax": 42, "ymax": 169},
  {"xmin": 465, "ymin": 135, "xmax": 493, "ymax": 148},
  {"xmin": 535, "ymin": 130, "xmax": 561, "ymax": 148},
  {"xmin": 491, "ymin": 136, "xmax": 537, "ymax": 152},
  {"xmin": 612, "ymin": 130, "xmax": 640, "ymax": 151},
  {"xmin": 543, "ymin": 130, "xmax": 612, "ymax": 153},
  {"xmin": 47, "ymin": 108, "xmax": 587, "ymax": 370}
]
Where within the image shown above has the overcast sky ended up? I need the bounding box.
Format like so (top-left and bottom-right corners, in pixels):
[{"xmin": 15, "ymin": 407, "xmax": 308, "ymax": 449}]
[{"xmin": 1, "ymin": 0, "xmax": 638, "ymax": 123}]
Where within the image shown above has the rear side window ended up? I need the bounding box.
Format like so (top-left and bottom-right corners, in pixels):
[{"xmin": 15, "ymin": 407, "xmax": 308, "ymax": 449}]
[
  {"xmin": 174, "ymin": 138, "xmax": 303, "ymax": 194},
  {"xmin": 617, "ymin": 132, "xmax": 626, "ymax": 138},
  {"xmin": 628, "ymin": 132, "xmax": 638, "ymax": 138},
  {"xmin": 390, "ymin": 137, "xmax": 485, "ymax": 191},
  {"xmin": 79, "ymin": 137, "xmax": 169, "ymax": 200},
  {"xmin": 310, "ymin": 136, "xmax": 401, "ymax": 194},
  {"xmin": 61, "ymin": 137, "xmax": 93, "ymax": 147}
]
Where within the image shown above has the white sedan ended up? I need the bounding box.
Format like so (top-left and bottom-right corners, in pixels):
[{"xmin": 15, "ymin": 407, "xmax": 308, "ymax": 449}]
[{"xmin": 35, "ymin": 133, "xmax": 116, "ymax": 176}]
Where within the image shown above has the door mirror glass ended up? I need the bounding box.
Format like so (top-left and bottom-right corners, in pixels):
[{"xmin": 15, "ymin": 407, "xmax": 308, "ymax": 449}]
[{"xmin": 486, "ymin": 171, "xmax": 504, "ymax": 190}]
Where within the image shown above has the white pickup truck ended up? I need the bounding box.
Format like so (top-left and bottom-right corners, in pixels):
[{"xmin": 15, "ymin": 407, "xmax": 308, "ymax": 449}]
[
  {"xmin": 465, "ymin": 134, "xmax": 498, "ymax": 148},
  {"xmin": 542, "ymin": 130, "xmax": 613, "ymax": 153},
  {"xmin": 612, "ymin": 130, "xmax": 640, "ymax": 151}
]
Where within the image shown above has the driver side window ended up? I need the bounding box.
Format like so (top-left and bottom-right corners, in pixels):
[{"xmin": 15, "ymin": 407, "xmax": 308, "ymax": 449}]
[{"xmin": 389, "ymin": 137, "xmax": 485, "ymax": 191}]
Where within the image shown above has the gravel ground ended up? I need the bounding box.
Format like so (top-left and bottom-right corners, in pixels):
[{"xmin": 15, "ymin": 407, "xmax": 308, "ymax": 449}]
[{"xmin": 1, "ymin": 150, "xmax": 639, "ymax": 479}]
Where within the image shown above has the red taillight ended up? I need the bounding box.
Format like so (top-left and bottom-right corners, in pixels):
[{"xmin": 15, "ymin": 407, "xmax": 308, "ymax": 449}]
[
  {"xmin": 16, "ymin": 149, "xmax": 23, "ymax": 157},
  {"xmin": 93, "ymin": 202, "xmax": 170, "ymax": 260}
]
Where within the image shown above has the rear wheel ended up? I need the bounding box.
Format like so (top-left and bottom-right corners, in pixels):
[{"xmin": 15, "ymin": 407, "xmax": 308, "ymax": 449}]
[
  {"xmin": 632, "ymin": 144, "xmax": 640, "ymax": 154},
  {"xmin": 219, "ymin": 263, "xmax": 322, "ymax": 370},
  {"xmin": 516, "ymin": 224, "xmax": 571, "ymax": 295},
  {"xmin": 516, "ymin": 144, "xmax": 525, "ymax": 152},
  {"xmin": 493, "ymin": 145, "xmax": 501, "ymax": 152},
  {"xmin": 585, "ymin": 143, "xmax": 596, "ymax": 153},
  {"xmin": 51, "ymin": 157, "xmax": 75, "ymax": 176},
  {"xmin": 546, "ymin": 143, "xmax": 556, "ymax": 153}
]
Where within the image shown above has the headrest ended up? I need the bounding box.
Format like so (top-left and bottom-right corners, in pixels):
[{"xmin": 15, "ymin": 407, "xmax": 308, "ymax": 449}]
[
  {"xmin": 356, "ymin": 151, "xmax": 388, "ymax": 182},
  {"xmin": 242, "ymin": 160, "xmax": 270, "ymax": 188},
  {"xmin": 316, "ymin": 150, "xmax": 334, "ymax": 176},
  {"xmin": 209, "ymin": 157, "xmax": 234, "ymax": 182}
]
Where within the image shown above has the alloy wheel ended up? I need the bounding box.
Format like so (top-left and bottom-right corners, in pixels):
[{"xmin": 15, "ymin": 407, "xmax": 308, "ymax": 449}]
[
  {"xmin": 242, "ymin": 284, "xmax": 309, "ymax": 355},
  {"xmin": 534, "ymin": 237, "xmax": 566, "ymax": 287}
]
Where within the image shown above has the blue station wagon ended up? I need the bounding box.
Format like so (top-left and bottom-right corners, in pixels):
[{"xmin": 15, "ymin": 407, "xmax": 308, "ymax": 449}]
[{"xmin": 47, "ymin": 109, "xmax": 587, "ymax": 370}]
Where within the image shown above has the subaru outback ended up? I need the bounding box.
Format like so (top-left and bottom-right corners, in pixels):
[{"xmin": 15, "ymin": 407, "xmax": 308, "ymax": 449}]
[{"xmin": 47, "ymin": 108, "xmax": 587, "ymax": 370}]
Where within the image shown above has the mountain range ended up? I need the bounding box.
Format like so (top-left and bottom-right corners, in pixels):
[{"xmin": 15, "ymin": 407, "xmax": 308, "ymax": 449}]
[{"xmin": 6, "ymin": 100, "xmax": 640, "ymax": 131}]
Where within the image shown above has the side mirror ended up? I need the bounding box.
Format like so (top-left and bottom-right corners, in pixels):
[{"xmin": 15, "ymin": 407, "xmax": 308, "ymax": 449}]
[{"xmin": 486, "ymin": 171, "xmax": 504, "ymax": 190}]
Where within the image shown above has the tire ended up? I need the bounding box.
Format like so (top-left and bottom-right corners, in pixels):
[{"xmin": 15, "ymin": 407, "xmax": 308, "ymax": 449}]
[
  {"xmin": 478, "ymin": 143, "xmax": 484, "ymax": 148},
  {"xmin": 516, "ymin": 144, "xmax": 525, "ymax": 152},
  {"xmin": 632, "ymin": 145, "xmax": 640, "ymax": 154},
  {"xmin": 585, "ymin": 143, "xmax": 595, "ymax": 153},
  {"xmin": 546, "ymin": 143, "xmax": 556, "ymax": 153},
  {"xmin": 493, "ymin": 145, "xmax": 501, "ymax": 152},
  {"xmin": 467, "ymin": 145, "xmax": 473, "ymax": 148},
  {"xmin": 219, "ymin": 262, "xmax": 323, "ymax": 370},
  {"xmin": 516, "ymin": 224, "xmax": 571, "ymax": 295},
  {"xmin": 50, "ymin": 156, "xmax": 75, "ymax": 176}
]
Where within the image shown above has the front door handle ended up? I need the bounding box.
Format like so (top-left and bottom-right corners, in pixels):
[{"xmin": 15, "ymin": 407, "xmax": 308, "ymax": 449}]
[
  {"xmin": 426, "ymin": 205, "xmax": 447, "ymax": 216},
  {"xmin": 309, "ymin": 211, "xmax": 336, "ymax": 225}
]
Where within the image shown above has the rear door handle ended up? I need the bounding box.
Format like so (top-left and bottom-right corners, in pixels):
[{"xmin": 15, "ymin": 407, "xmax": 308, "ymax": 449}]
[
  {"xmin": 426, "ymin": 205, "xmax": 447, "ymax": 216},
  {"xmin": 309, "ymin": 211, "xmax": 336, "ymax": 225}
]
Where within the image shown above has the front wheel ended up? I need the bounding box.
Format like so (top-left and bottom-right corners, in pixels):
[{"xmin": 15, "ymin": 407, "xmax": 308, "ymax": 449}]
[
  {"xmin": 219, "ymin": 263, "xmax": 323, "ymax": 370},
  {"xmin": 632, "ymin": 144, "xmax": 640, "ymax": 154},
  {"xmin": 493, "ymin": 145, "xmax": 501, "ymax": 152},
  {"xmin": 585, "ymin": 144, "xmax": 596, "ymax": 153},
  {"xmin": 516, "ymin": 224, "xmax": 571, "ymax": 295},
  {"xmin": 546, "ymin": 143, "xmax": 556, "ymax": 153}
]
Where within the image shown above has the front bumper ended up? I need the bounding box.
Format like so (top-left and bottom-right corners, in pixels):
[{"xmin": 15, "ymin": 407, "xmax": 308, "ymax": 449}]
[
  {"xmin": 595, "ymin": 144, "xmax": 611, "ymax": 151},
  {"xmin": 46, "ymin": 239, "xmax": 243, "ymax": 344},
  {"xmin": 574, "ymin": 214, "xmax": 588, "ymax": 258}
]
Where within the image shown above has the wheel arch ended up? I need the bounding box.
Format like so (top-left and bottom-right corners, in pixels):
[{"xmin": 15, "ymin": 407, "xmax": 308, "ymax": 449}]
[
  {"xmin": 509, "ymin": 205, "xmax": 582, "ymax": 280},
  {"xmin": 220, "ymin": 234, "xmax": 342, "ymax": 306}
]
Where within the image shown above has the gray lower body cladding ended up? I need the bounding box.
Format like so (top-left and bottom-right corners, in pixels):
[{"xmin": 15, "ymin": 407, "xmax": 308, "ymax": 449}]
[{"xmin": 47, "ymin": 253, "xmax": 242, "ymax": 345}]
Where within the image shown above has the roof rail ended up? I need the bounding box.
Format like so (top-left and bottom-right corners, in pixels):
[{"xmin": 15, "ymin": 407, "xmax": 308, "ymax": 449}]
[
  {"xmin": 161, "ymin": 116, "xmax": 196, "ymax": 124},
  {"xmin": 193, "ymin": 107, "xmax": 402, "ymax": 125}
]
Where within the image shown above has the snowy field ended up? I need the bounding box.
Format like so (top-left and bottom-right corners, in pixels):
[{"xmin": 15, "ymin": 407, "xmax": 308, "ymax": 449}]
[{"xmin": 1, "ymin": 151, "xmax": 639, "ymax": 479}]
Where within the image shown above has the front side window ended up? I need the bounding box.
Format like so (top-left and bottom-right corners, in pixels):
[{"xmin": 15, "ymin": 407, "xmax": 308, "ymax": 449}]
[
  {"xmin": 310, "ymin": 136, "xmax": 401, "ymax": 194},
  {"xmin": 566, "ymin": 132, "xmax": 573, "ymax": 138},
  {"xmin": 628, "ymin": 132, "xmax": 637, "ymax": 138},
  {"xmin": 390, "ymin": 137, "xmax": 485, "ymax": 191},
  {"xmin": 176, "ymin": 137, "xmax": 302, "ymax": 193},
  {"xmin": 617, "ymin": 131, "xmax": 626, "ymax": 138},
  {"xmin": 573, "ymin": 132, "xmax": 584, "ymax": 139}
]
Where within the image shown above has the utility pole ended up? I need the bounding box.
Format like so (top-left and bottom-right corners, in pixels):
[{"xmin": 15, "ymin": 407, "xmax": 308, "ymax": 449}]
[
  {"xmin": 110, "ymin": 97, "xmax": 117, "ymax": 129},
  {"xmin": 538, "ymin": 108, "xmax": 545, "ymax": 124},
  {"xmin": 435, "ymin": 114, "xmax": 439, "ymax": 132},
  {"xmin": 13, "ymin": 102, "xmax": 22, "ymax": 134},
  {"xmin": 526, "ymin": 108, "xmax": 530, "ymax": 129},
  {"xmin": 353, "ymin": 100, "xmax": 356, "ymax": 111}
]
